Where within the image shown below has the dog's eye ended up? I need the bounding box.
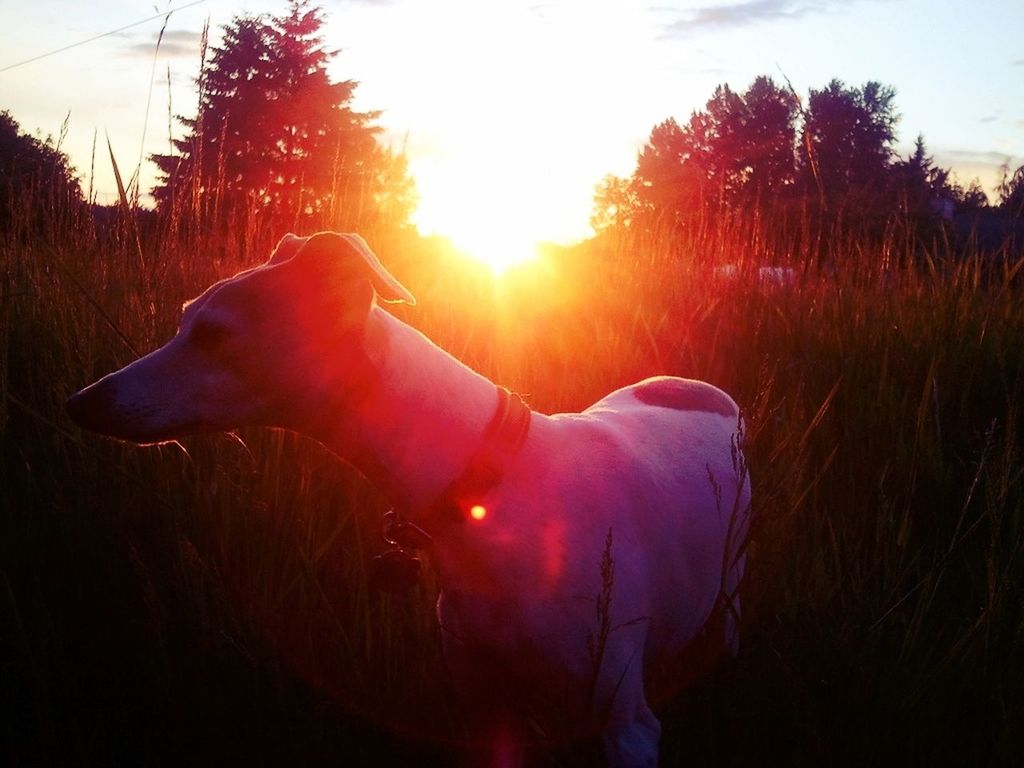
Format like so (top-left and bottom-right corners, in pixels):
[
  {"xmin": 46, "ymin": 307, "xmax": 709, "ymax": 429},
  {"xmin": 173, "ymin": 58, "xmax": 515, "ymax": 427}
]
[{"xmin": 189, "ymin": 321, "xmax": 229, "ymax": 350}]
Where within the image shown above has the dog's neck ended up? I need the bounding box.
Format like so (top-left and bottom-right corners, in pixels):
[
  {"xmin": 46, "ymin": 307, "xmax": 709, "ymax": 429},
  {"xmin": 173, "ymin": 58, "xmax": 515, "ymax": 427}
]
[{"xmin": 312, "ymin": 306, "xmax": 500, "ymax": 518}]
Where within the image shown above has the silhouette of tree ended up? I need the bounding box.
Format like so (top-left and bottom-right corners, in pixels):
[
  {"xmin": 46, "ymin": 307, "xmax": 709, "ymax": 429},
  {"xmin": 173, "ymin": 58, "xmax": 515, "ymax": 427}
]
[
  {"xmin": 634, "ymin": 117, "xmax": 696, "ymax": 224},
  {"xmin": 953, "ymin": 179, "xmax": 990, "ymax": 212},
  {"xmin": 591, "ymin": 174, "xmax": 640, "ymax": 232},
  {"xmin": 0, "ymin": 110, "xmax": 83, "ymax": 234},
  {"xmin": 998, "ymin": 163, "xmax": 1024, "ymax": 218},
  {"xmin": 369, "ymin": 146, "xmax": 418, "ymax": 233},
  {"xmin": 889, "ymin": 134, "xmax": 953, "ymax": 218},
  {"xmin": 608, "ymin": 76, "xmax": 798, "ymax": 233},
  {"xmin": 740, "ymin": 77, "xmax": 800, "ymax": 199},
  {"xmin": 592, "ymin": 74, "xmax": 980, "ymax": 260},
  {"xmin": 799, "ymin": 79, "xmax": 899, "ymax": 211},
  {"xmin": 152, "ymin": 0, "xmax": 413, "ymax": 232},
  {"xmin": 263, "ymin": 1, "xmax": 381, "ymax": 221},
  {"xmin": 152, "ymin": 15, "xmax": 270, "ymax": 216}
]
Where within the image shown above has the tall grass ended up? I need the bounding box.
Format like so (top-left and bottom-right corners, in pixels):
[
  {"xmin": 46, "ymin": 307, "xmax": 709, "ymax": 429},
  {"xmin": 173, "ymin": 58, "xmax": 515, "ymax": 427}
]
[{"xmin": 2, "ymin": 176, "xmax": 1022, "ymax": 765}]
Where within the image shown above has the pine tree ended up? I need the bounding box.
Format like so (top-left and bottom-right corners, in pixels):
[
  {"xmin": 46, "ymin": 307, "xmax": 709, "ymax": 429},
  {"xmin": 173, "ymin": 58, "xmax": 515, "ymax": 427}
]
[
  {"xmin": 890, "ymin": 134, "xmax": 952, "ymax": 218},
  {"xmin": 151, "ymin": 15, "xmax": 275, "ymax": 218},
  {"xmin": 152, "ymin": 1, "xmax": 413, "ymax": 233}
]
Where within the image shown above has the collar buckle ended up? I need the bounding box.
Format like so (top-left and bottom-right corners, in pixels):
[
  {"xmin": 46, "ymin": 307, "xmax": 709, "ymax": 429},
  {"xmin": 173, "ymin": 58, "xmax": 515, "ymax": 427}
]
[
  {"xmin": 382, "ymin": 509, "xmax": 433, "ymax": 550},
  {"xmin": 370, "ymin": 386, "xmax": 531, "ymax": 593}
]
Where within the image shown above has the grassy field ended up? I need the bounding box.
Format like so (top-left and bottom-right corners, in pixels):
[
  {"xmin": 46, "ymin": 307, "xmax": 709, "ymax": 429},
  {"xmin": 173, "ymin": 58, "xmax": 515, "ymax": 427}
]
[{"xmin": 2, "ymin": 200, "xmax": 1022, "ymax": 765}]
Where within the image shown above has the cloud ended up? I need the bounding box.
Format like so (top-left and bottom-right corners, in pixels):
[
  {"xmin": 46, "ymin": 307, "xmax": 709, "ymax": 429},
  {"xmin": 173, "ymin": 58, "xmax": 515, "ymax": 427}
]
[
  {"xmin": 937, "ymin": 148, "xmax": 1015, "ymax": 165},
  {"xmin": 940, "ymin": 149, "xmax": 1016, "ymax": 165},
  {"xmin": 659, "ymin": 0, "xmax": 867, "ymax": 38},
  {"xmin": 1013, "ymin": 58, "xmax": 1024, "ymax": 66},
  {"xmin": 979, "ymin": 115, "xmax": 998, "ymax": 124},
  {"xmin": 122, "ymin": 29, "xmax": 202, "ymax": 59},
  {"xmin": 933, "ymin": 148, "xmax": 1021, "ymax": 195},
  {"xmin": 935, "ymin": 148, "xmax": 1018, "ymax": 179}
]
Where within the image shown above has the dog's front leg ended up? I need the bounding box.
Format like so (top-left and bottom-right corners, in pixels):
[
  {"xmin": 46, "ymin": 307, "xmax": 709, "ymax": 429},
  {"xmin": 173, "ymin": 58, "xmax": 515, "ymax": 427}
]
[
  {"xmin": 594, "ymin": 637, "xmax": 661, "ymax": 768},
  {"xmin": 602, "ymin": 696, "xmax": 661, "ymax": 768},
  {"xmin": 439, "ymin": 620, "xmax": 527, "ymax": 767}
]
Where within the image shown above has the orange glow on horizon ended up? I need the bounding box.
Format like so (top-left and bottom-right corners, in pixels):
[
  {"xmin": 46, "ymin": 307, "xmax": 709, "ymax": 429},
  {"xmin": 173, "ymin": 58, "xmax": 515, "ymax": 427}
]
[
  {"xmin": 469, "ymin": 504, "xmax": 487, "ymax": 521},
  {"xmin": 415, "ymin": 169, "xmax": 546, "ymax": 275},
  {"xmin": 457, "ymin": 237, "xmax": 541, "ymax": 277}
]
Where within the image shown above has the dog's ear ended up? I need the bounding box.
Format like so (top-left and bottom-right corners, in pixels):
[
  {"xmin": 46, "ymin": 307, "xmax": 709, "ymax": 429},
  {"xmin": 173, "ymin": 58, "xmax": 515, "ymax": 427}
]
[
  {"xmin": 268, "ymin": 233, "xmax": 308, "ymax": 265},
  {"xmin": 297, "ymin": 232, "xmax": 416, "ymax": 305}
]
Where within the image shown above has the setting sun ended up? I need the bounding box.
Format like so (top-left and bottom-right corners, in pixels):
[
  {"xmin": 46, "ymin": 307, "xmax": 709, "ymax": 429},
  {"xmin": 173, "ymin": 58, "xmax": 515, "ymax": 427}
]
[
  {"xmin": 409, "ymin": 147, "xmax": 553, "ymax": 273},
  {"xmin": 390, "ymin": 1, "xmax": 656, "ymax": 274},
  {"xmin": 463, "ymin": 237, "xmax": 541, "ymax": 276},
  {"xmin": 415, "ymin": 170, "xmax": 543, "ymax": 275}
]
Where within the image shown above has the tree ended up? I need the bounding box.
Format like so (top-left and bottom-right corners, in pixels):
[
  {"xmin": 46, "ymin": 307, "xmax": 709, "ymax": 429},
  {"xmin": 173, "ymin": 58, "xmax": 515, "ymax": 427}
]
[
  {"xmin": 737, "ymin": 76, "xmax": 799, "ymax": 202},
  {"xmin": 633, "ymin": 117, "xmax": 694, "ymax": 224},
  {"xmin": 152, "ymin": 1, "xmax": 413, "ymax": 232},
  {"xmin": 998, "ymin": 163, "xmax": 1024, "ymax": 218},
  {"xmin": 799, "ymin": 79, "xmax": 899, "ymax": 209},
  {"xmin": 688, "ymin": 77, "xmax": 799, "ymax": 207},
  {"xmin": 615, "ymin": 76, "xmax": 798, "ymax": 232},
  {"xmin": 262, "ymin": 1, "xmax": 381, "ymax": 221},
  {"xmin": 152, "ymin": 15, "xmax": 270, "ymax": 215},
  {"xmin": 591, "ymin": 173, "xmax": 642, "ymax": 232},
  {"xmin": 593, "ymin": 75, "xmax": 976, "ymax": 256},
  {"xmin": 952, "ymin": 179, "xmax": 989, "ymax": 212},
  {"xmin": 889, "ymin": 134, "xmax": 953, "ymax": 218},
  {"xmin": 0, "ymin": 110, "xmax": 83, "ymax": 234}
]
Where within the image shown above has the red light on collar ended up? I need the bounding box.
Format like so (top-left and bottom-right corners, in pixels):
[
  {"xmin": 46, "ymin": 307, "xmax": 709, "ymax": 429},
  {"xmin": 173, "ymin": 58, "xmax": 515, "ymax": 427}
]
[{"xmin": 431, "ymin": 387, "xmax": 531, "ymax": 526}]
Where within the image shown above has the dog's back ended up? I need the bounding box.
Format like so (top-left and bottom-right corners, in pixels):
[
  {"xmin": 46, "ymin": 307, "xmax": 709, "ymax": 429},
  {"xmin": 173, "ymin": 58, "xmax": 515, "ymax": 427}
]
[
  {"xmin": 434, "ymin": 376, "xmax": 749, "ymax": 735},
  {"xmin": 580, "ymin": 377, "xmax": 749, "ymax": 656}
]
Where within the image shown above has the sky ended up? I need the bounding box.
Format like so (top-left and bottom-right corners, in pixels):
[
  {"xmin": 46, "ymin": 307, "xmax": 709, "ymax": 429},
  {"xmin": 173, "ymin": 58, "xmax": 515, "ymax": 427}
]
[{"xmin": 1, "ymin": 0, "xmax": 1022, "ymax": 257}]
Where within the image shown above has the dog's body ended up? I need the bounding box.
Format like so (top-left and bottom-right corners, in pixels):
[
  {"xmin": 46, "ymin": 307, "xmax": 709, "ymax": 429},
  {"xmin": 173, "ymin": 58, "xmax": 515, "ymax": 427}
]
[{"xmin": 67, "ymin": 232, "xmax": 750, "ymax": 767}]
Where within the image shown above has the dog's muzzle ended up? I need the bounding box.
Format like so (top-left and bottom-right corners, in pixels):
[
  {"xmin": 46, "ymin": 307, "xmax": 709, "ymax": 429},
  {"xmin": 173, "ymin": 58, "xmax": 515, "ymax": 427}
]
[{"xmin": 66, "ymin": 379, "xmax": 121, "ymax": 435}]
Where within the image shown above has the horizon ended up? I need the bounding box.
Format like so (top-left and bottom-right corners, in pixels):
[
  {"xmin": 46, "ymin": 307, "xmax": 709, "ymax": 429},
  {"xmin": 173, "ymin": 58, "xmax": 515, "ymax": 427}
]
[{"xmin": 2, "ymin": 0, "xmax": 1022, "ymax": 256}]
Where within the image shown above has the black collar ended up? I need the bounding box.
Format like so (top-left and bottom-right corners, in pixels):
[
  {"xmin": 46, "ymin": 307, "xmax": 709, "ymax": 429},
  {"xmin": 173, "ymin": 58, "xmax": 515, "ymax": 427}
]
[
  {"xmin": 380, "ymin": 387, "xmax": 532, "ymax": 553},
  {"xmin": 429, "ymin": 385, "xmax": 532, "ymax": 527}
]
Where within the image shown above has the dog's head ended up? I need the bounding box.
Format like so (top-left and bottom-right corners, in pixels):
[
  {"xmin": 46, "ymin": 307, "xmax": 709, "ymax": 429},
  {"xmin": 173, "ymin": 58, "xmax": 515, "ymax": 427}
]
[{"xmin": 66, "ymin": 232, "xmax": 415, "ymax": 443}]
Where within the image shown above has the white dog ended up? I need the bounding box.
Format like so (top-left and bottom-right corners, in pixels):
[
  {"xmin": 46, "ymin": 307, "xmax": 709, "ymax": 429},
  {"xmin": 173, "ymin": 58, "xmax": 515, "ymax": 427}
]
[{"xmin": 67, "ymin": 232, "xmax": 750, "ymax": 767}]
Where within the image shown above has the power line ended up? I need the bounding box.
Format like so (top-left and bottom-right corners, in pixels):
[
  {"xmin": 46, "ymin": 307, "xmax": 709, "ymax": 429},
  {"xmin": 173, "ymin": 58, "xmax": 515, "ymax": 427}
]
[{"xmin": 0, "ymin": 0, "xmax": 207, "ymax": 74}]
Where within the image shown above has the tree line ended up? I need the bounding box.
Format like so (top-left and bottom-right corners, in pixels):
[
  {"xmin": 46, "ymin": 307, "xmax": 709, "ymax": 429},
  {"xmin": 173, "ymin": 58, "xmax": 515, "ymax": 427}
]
[
  {"xmin": 0, "ymin": 0, "xmax": 417, "ymax": 244},
  {"xmin": 2, "ymin": 2, "xmax": 1023, "ymax": 255},
  {"xmin": 0, "ymin": 110, "xmax": 86, "ymax": 235},
  {"xmin": 591, "ymin": 75, "xmax": 1023, "ymax": 250}
]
